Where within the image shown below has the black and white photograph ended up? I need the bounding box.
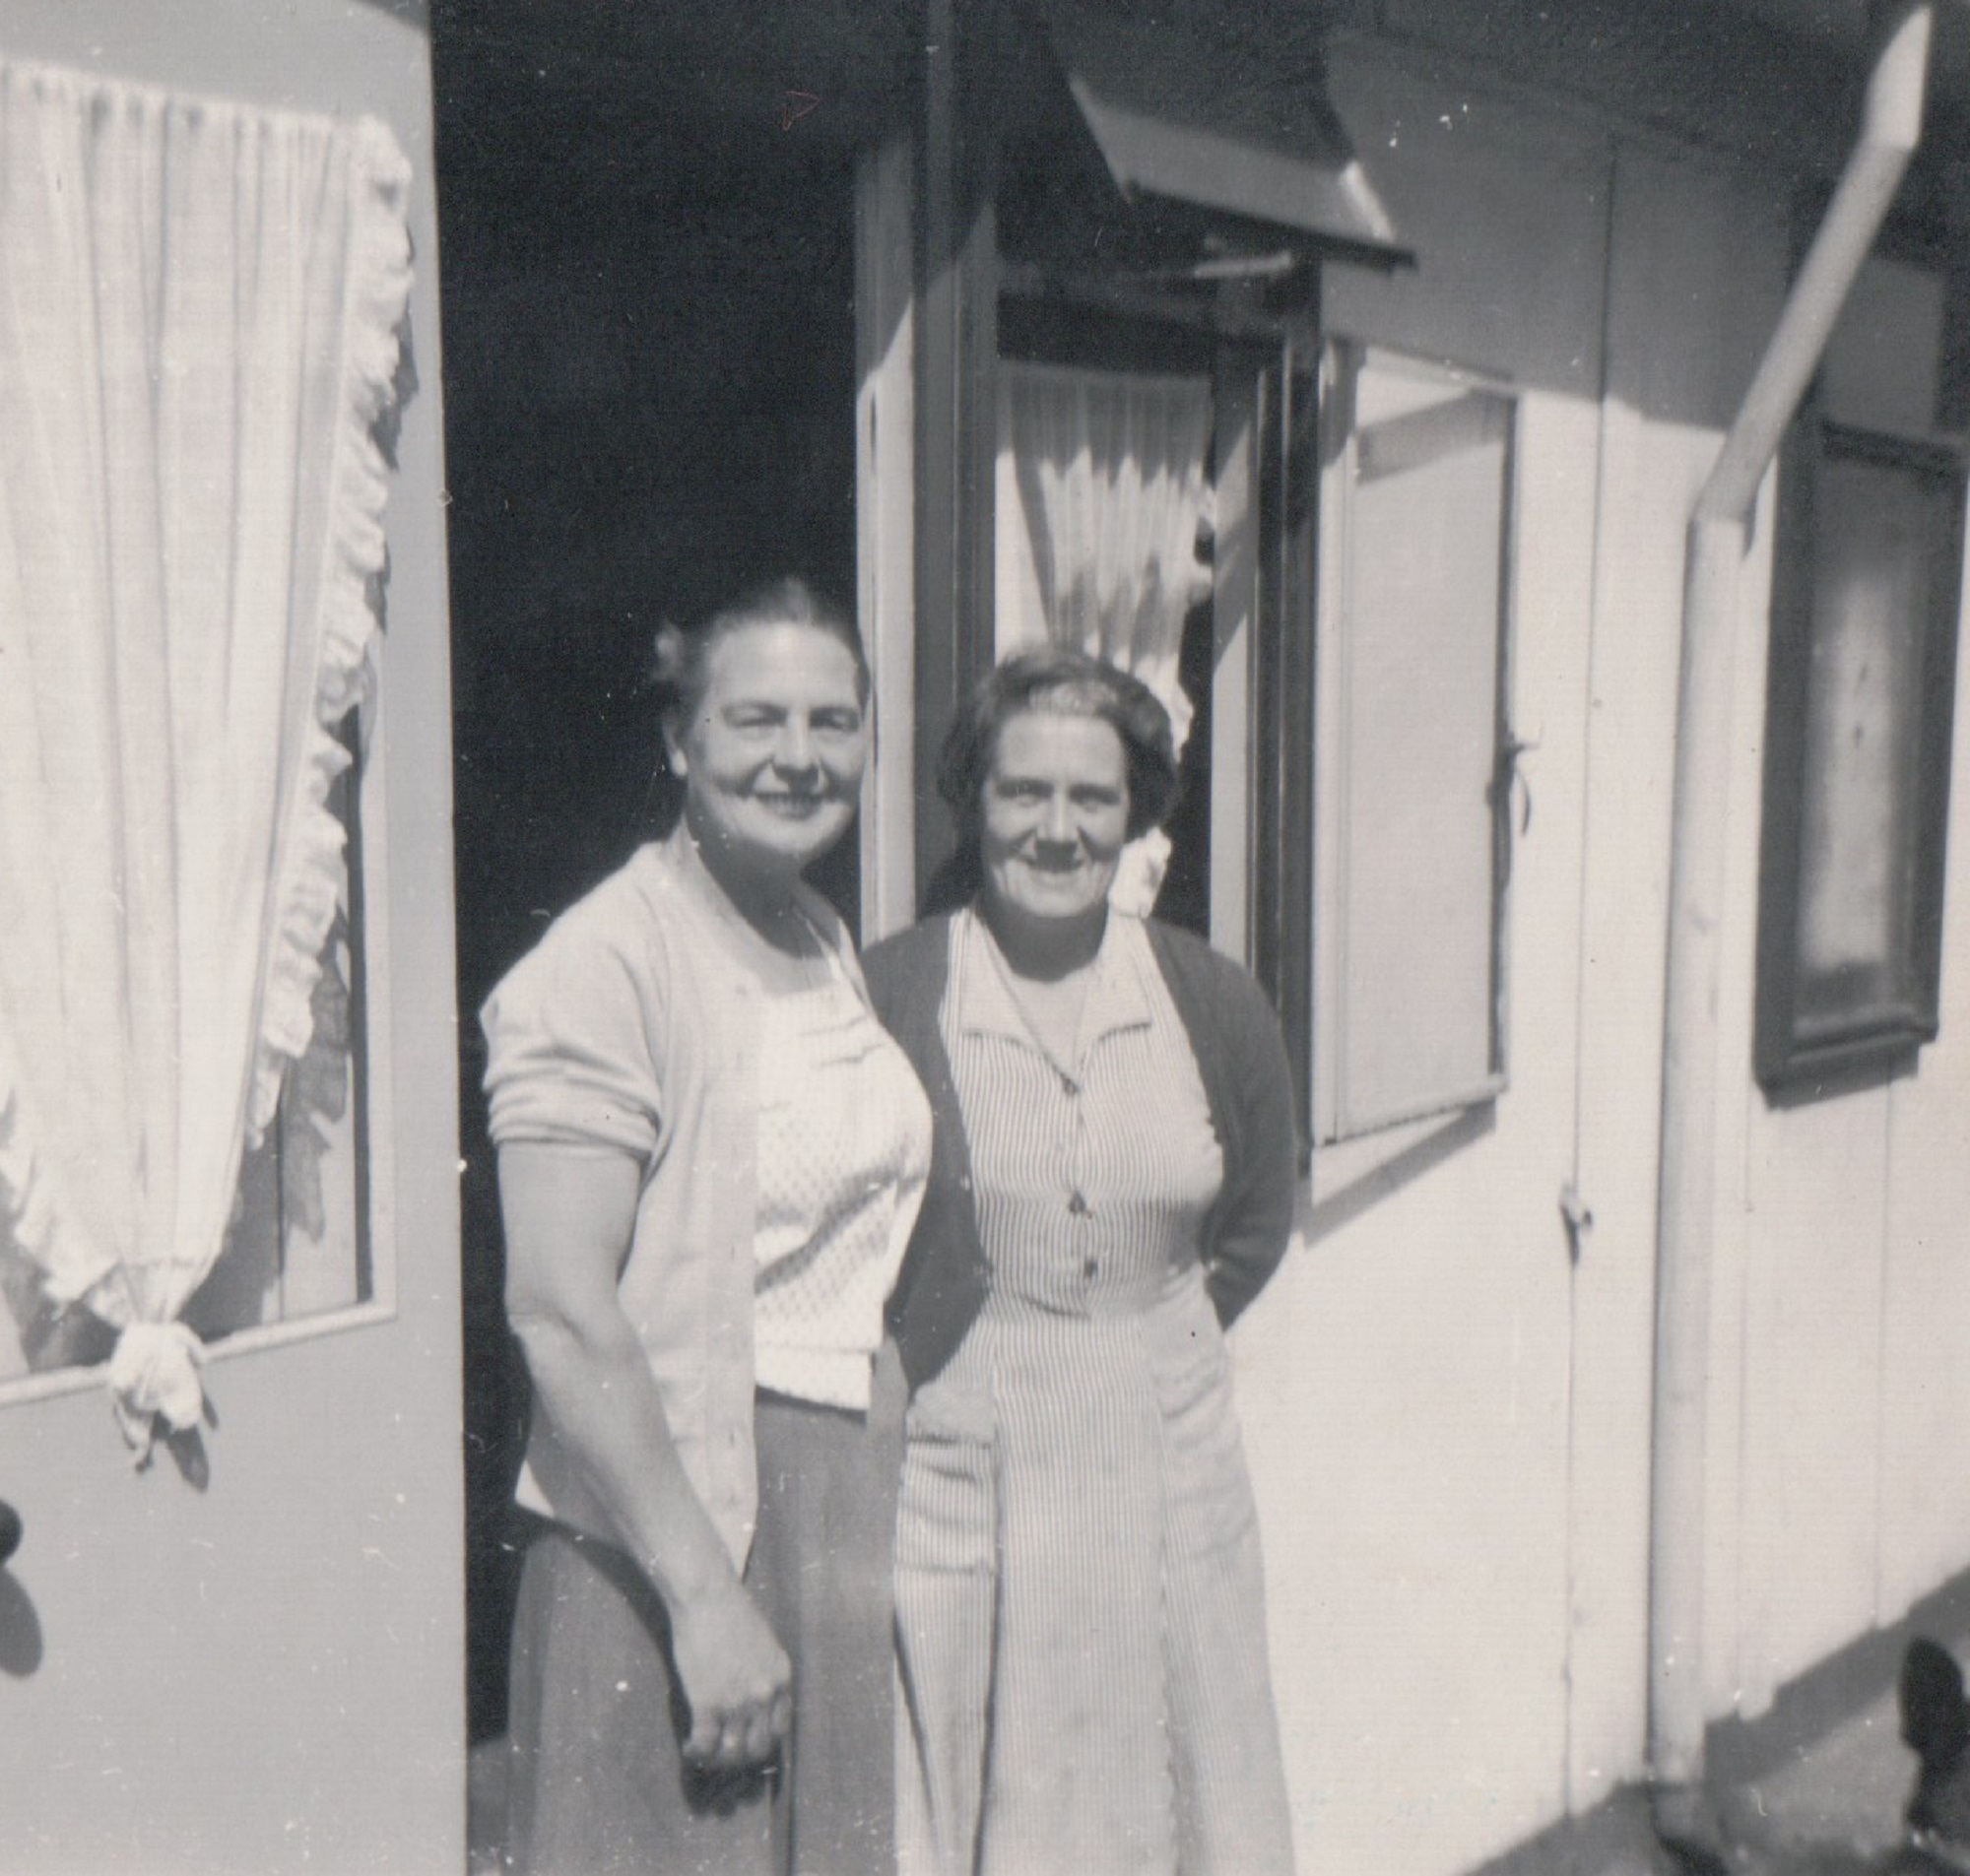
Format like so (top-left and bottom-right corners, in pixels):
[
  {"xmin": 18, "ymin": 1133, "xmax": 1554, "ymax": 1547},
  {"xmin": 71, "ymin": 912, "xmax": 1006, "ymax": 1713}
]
[{"xmin": 2, "ymin": 2, "xmax": 1969, "ymax": 1872}]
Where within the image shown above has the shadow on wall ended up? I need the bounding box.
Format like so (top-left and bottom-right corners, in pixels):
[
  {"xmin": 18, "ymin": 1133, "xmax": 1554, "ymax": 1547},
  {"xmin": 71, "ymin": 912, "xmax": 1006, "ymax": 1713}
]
[{"xmin": 1305, "ymin": 1102, "xmax": 1497, "ymax": 1245}]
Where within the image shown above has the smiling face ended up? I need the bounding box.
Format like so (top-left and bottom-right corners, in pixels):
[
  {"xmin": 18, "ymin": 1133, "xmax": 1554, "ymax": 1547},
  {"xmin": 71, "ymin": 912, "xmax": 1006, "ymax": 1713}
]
[
  {"xmin": 665, "ymin": 619, "xmax": 868, "ymax": 885},
  {"xmin": 978, "ymin": 709, "xmax": 1131, "ymax": 930}
]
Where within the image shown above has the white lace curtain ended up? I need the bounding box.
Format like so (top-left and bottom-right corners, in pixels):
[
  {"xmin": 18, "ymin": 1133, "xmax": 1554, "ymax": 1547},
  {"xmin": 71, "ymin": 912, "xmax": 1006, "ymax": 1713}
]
[
  {"xmin": 0, "ymin": 61, "xmax": 413, "ymax": 1458},
  {"xmin": 995, "ymin": 360, "xmax": 1214, "ymax": 910}
]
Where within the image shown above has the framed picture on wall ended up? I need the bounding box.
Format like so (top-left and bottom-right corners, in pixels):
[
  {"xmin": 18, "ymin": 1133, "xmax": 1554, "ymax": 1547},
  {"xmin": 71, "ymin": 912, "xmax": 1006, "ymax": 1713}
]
[{"xmin": 1755, "ymin": 419, "xmax": 1965, "ymax": 1091}]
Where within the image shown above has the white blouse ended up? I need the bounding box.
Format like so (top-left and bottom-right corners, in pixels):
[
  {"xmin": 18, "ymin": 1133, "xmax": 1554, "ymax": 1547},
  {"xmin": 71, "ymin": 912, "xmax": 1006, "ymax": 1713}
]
[{"xmin": 753, "ymin": 939, "xmax": 932, "ymax": 1410}]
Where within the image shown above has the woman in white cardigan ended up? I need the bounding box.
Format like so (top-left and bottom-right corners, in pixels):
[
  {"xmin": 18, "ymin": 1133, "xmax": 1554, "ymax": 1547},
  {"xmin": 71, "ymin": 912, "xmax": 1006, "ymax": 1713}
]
[{"xmin": 483, "ymin": 578, "xmax": 930, "ymax": 1874}]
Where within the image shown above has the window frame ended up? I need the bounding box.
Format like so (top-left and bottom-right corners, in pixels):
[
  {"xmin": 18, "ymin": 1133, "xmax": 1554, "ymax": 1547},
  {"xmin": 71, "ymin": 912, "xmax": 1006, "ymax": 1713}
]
[
  {"xmin": 1753, "ymin": 222, "xmax": 1969, "ymax": 1095},
  {"xmin": 904, "ymin": 0, "xmax": 1409, "ymax": 1140},
  {"xmin": 1753, "ymin": 416, "xmax": 1966, "ymax": 1092}
]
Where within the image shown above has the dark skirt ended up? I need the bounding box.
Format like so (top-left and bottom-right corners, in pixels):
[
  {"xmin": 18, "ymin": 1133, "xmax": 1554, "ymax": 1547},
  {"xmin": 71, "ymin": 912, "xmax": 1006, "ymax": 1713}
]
[{"xmin": 504, "ymin": 1345, "xmax": 905, "ymax": 1875}]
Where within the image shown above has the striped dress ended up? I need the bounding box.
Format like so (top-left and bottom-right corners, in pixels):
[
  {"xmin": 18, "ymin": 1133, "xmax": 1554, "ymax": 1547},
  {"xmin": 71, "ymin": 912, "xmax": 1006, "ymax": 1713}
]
[{"xmin": 894, "ymin": 910, "xmax": 1293, "ymax": 1876}]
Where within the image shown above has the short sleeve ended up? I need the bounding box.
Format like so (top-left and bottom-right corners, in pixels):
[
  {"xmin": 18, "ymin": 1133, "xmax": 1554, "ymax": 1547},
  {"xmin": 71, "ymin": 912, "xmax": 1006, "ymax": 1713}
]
[{"xmin": 481, "ymin": 884, "xmax": 668, "ymax": 1166}]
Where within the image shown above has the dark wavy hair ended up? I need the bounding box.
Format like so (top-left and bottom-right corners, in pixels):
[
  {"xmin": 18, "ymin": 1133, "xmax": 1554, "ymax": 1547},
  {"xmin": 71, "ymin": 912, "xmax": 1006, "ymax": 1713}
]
[
  {"xmin": 648, "ymin": 576, "xmax": 869, "ymax": 742},
  {"xmin": 938, "ymin": 646, "xmax": 1180, "ymax": 845}
]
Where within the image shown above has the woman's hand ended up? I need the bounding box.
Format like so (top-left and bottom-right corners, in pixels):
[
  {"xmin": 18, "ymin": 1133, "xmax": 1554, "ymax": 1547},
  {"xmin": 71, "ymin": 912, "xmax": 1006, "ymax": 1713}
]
[
  {"xmin": 498, "ymin": 1143, "xmax": 792, "ymax": 1764},
  {"xmin": 670, "ymin": 1574, "xmax": 794, "ymax": 1768}
]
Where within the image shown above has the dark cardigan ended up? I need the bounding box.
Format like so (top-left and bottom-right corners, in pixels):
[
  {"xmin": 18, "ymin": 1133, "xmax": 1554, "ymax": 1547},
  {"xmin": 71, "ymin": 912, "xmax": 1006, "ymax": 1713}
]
[{"xmin": 864, "ymin": 913, "xmax": 1302, "ymax": 1391}]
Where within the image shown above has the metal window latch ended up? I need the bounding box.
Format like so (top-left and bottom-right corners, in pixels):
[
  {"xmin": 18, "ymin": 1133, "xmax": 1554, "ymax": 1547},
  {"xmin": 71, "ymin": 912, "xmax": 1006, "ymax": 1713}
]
[
  {"xmin": 1502, "ymin": 733, "xmax": 1540, "ymax": 836},
  {"xmin": 1490, "ymin": 735, "xmax": 1540, "ymax": 905},
  {"xmin": 1559, "ymin": 1182, "xmax": 1594, "ymax": 1266}
]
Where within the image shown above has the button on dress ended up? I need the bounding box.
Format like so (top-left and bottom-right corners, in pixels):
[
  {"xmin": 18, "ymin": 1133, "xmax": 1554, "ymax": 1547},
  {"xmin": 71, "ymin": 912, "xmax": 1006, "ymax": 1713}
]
[{"xmin": 894, "ymin": 911, "xmax": 1293, "ymax": 1876}]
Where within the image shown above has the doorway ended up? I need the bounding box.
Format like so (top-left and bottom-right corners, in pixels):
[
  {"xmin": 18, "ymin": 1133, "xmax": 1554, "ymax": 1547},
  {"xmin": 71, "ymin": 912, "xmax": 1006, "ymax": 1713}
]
[{"xmin": 432, "ymin": 20, "xmax": 863, "ymax": 1744}]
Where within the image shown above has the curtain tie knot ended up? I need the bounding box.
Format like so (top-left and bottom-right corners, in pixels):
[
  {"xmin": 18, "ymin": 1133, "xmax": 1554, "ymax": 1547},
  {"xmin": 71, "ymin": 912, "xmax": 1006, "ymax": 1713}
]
[{"xmin": 107, "ymin": 1322, "xmax": 208, "ymax": 1465}]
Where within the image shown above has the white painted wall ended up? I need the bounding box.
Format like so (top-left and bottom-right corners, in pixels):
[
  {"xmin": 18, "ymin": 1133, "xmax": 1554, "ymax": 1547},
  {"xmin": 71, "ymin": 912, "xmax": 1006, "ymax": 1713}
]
[
  {"xmin": 1707, "ymin": 443, "xmax": 1970, "ymax": 1718},
  {"xmin": 1235, "ymin": 44, "xmax": 1609, "ymax": 1876},
  {"xmin": 1574, "ymin": 136, "xmax": 1791, "ymax": 1781},
  {"xmin": 1229, "ymin": 30, "xmax": 1970, "ymax": 1875}
]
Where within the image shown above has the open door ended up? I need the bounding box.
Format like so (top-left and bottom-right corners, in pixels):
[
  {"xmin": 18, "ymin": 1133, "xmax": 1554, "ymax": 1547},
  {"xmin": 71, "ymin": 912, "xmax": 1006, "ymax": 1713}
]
[{"xmin": 0, "ymin": 5, "xmax": 464, "ymax": 1868}]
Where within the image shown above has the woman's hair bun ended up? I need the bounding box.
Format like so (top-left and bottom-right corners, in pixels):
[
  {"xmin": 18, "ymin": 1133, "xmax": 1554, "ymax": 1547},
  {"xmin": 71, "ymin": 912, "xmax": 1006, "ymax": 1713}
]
[
  {"xmin": 647, "ymin": 619, "xmax": 690, "ymax": 698},
  {"xmin": 647, "ymin": 579, "xmax": 869, "ymax": 734}
]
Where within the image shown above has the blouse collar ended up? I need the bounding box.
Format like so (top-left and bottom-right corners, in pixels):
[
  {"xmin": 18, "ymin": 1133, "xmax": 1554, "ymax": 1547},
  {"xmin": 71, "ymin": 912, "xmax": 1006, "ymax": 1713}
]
[{"xmin": 953, "ymin": 906, "xmax": 1155, "ymax": 1060}]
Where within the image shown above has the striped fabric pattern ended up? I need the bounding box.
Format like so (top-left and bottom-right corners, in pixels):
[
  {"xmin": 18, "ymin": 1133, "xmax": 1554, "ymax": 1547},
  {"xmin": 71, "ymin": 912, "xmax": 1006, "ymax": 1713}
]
[{"xmin": 894, "ymin": 911, "xmax": 1294, "ymax": 1876}]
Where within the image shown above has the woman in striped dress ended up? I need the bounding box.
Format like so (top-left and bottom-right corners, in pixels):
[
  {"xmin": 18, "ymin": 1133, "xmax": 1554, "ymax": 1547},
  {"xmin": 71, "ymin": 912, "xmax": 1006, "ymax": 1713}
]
[{"xmin": 865, "ymin": 648, "xmax": 1299, "ymax": 1876}]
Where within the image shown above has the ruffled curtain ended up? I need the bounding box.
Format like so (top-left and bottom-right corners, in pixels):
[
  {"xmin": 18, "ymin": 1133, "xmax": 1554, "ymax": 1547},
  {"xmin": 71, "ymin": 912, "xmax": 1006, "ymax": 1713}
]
[
  {"xmin": 0, "ymin": 61, "xmax": 413, "ymax": 1458},
  {"xmin": 995, "ymin": 360, "xmax": 1214, "ymax": 911}
]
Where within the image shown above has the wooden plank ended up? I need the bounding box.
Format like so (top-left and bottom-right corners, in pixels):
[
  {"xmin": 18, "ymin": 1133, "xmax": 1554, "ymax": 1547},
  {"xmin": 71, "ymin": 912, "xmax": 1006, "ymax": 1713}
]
[
  {"xmin": 1248, "ymin": 318, "xmax": 1318, "ymax": 1130},
  {"xmin": 1735, "ymin": 1081, "xmax": 1890, "ymax": 1701},
  {"xmin": 1875, "ymin": 523, "xmax": 1970, "ymax": 1619},
  {"xmin": 856, "ymin": 138, "xmax": 918, "ymax": 940},
  {"xmin": 913, "ymin": 0, "xmax": 999, "ymax": 898},
  {"xmin": 1209, "ymin": 352, "xmax": 1258, "ymax": 965}
]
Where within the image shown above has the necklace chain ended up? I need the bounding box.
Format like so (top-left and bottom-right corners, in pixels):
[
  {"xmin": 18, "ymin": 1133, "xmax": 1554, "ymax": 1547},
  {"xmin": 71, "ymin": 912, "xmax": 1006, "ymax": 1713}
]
[{"xmin": 977, "ymin": 916, "xmax": 1091, "ymax": 1079}]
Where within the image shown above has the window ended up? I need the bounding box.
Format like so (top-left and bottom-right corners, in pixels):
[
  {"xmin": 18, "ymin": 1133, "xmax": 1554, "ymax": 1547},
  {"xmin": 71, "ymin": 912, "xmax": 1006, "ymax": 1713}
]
[
  {"xmin": 1312, "ymin": 346, "xmax": 1516, "ymax": 1140},
  {"xmin": 992, "ymin": 300, "xmax": 1219, "ymax": 931},
  {"xmin": 0, "ymin": 73, "xmax": 409, "ymax": 1433},
  {"xmin": 1755, "ymin": 242, "xmax": 1967, "ymax": 1091}
]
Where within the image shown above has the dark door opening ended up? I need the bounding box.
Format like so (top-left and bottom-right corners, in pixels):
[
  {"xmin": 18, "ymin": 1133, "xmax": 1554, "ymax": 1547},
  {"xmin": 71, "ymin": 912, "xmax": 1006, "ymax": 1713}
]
[{"xmin": 433, "ymin": 18, "xmax": 861, "ymax": 1743}]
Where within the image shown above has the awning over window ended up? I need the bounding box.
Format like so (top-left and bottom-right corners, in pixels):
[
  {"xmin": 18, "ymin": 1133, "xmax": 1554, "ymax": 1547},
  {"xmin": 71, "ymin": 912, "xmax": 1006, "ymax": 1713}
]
[
  {"xmin": 1032, "ymin": 0, "xmax": 1411, "ymax": 272},
  {"xmin": 1063, "ymin": 75, "xmax": 1408, "ymax": 268}
]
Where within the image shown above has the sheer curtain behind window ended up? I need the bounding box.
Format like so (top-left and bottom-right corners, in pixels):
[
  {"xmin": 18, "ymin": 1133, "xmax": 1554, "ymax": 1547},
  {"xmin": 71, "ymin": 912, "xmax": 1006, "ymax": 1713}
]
[
  {"xmin": 0, "ymin": 61, "xmax": 413, "ymax": 1457},
  {"xmin": 996, "ymin": 359, "xmax": 1213, "ymax": 911}
]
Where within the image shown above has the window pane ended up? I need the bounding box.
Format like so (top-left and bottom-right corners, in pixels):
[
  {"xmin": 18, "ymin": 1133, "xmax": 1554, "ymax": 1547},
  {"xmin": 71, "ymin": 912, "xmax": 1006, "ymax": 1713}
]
[
  {"xmin": 1818, "ymin": 253, "xmax": 1946, "ymax": 442},
  {"xmin": 1795, "ymin": 444, "xmax": 1952, "ymax": 1036},
  {"xmin": 993, "ymin": 356, "xmax": 1215, "ymax": 915},
  {"xmin": 1328, "ymin": 360, "xmax": 1510, "ymax": 1134}
]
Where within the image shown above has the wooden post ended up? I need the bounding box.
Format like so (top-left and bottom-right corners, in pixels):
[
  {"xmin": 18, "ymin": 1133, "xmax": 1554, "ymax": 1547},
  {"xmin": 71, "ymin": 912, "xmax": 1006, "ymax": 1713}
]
[
  {"xmin": 914, "ymin": 0, "xmax": 998, "ymax": 901},
  {"xmin": 1249, "ymin": 310, "xmax": 1321, "ymax": 1134},
  {"xmin": 856, "ymin": 139, "xmax": 918, "ymax": 942}
]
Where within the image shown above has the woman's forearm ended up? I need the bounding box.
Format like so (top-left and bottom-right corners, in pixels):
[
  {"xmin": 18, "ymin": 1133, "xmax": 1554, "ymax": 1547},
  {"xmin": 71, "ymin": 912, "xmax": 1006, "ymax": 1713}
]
[
  {"xmin": 509, "ymin": 1303, "xmax": 735, "ymax": 1611},
  {"xmin": 493, "ymin": 1108, "xmax": 788, "ymax": 1763},
  {"xmin": 510, "ymin": 1285, "xmax": 792, "ymax": 1767}
]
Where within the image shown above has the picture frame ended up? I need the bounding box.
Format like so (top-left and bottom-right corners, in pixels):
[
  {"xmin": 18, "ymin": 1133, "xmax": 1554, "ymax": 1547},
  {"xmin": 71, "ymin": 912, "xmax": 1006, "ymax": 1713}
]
[{"xmin": 1754, "ymin": 413, "xmax": 1966, "ymax": 1091}]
